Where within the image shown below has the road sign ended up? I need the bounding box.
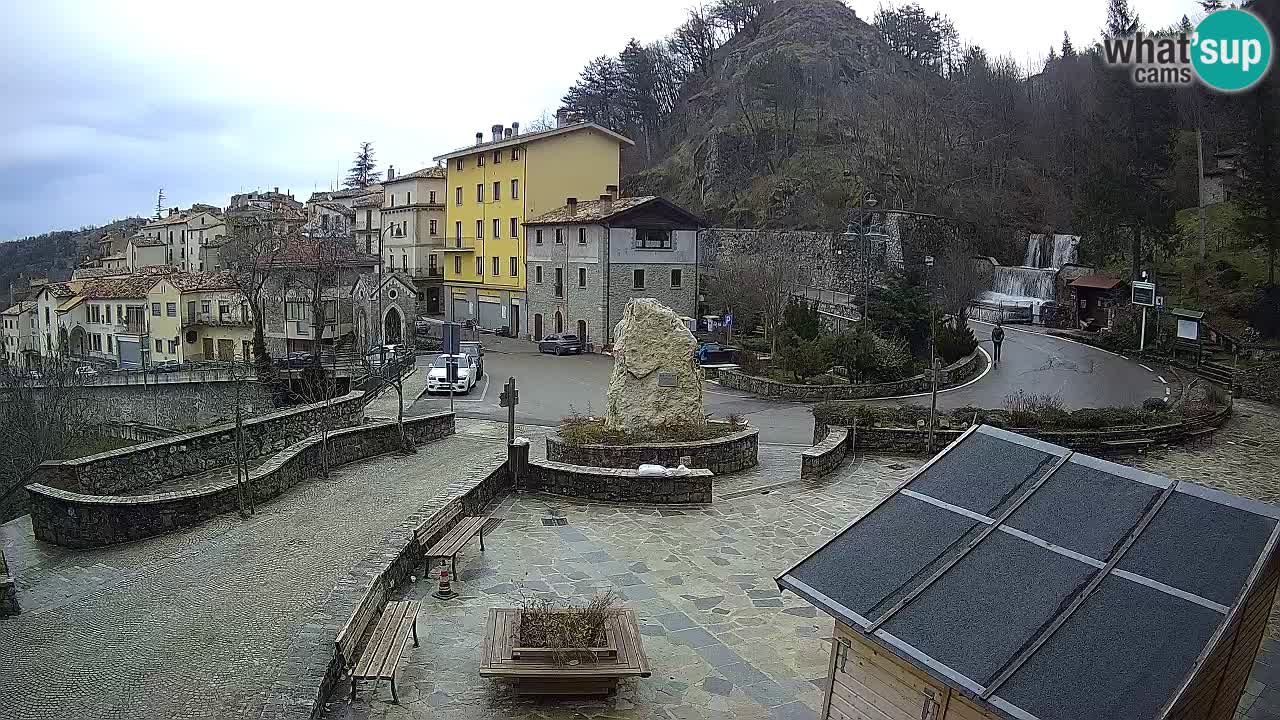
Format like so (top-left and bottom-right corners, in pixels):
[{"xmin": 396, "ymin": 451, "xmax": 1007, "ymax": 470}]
[
  {"xmin": 1131, "ymin": 281, "xmax": 1156, "ymax": 307},
  {"xmin": 442, "ymin": 322, "xmax": 461, "ymax": 355},
  {"xmin": 499, "ymin": 377, "xmax": 519, "ymax": 444},
  {"xmin": 1155, "ymin": 295, "xmax": 1165, "ymax": 308},
  {"xmin": 723, "ymin": 313, "xmax": 733, "ymax": 328}
]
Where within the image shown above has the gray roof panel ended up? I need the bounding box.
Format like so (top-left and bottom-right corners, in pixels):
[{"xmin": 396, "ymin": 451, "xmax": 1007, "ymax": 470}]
[{"xmin": 906, "ymin": 431, "xmax": 1054, "ymax": 515}]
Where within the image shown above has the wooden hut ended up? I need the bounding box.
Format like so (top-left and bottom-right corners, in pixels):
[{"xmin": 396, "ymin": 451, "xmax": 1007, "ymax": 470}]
[{"xmin": 777, "ymin": 425, "xmax": 1280, "ymax": 720}]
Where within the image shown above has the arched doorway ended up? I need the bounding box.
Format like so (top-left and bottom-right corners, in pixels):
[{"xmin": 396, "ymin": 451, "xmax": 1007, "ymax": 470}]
[
  {"xmin": 533, "ymin": 313, "xmax": 543, "ymax": 340},
  {"xmin": 554, "ymin": 311, "xmax": 563, "ymax": 334},
  {"xmin": 68, "ymin": 326, "xmax": 87, "ymax": 357},
  {"xmin": 576, "ymin": 320, "xmax": 588, "ymax": 343},
  {"xmin": 384, "ymin": 307, "xmax": 403, "ymax": 345}
]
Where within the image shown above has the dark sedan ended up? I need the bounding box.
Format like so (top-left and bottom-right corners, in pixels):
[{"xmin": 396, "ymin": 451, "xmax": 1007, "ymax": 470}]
[{"xmin": 537, "ymin": 333, "xmax": 584, "ymax": 355}]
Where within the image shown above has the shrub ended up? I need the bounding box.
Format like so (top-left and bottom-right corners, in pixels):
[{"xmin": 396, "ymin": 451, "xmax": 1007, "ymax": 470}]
[
  {"xmin": 739, "ymin": 336, "xmax": 771, "ymax": 354},
  {"xmin": 736, "ymin": 348, "xmax": 765, "ymax": 376},
  {"xmin": 1142, "ymin": 397, "xmax": 1168, "ymax": 412},
  {"xmin": 812, "ymin": 402, "xmax": 886, "ymax": 427},
  {"xmin": 783, "ymin": 299, "xmax": 821, "ymax": 340},
  {"xmin": 557, "ymin": 417, "xmax": 736, "ymax": 446},
  {"xmin": 1214, "ymin": 265, "xmax": 1243, "ymax": 290},
  {"xmin": 519, "ymin": 589, "xmax": 620, "ymax": 663},
  {"xmin": 777, "ymin": 338, "xmax": 831, "ymax": 382},
  {"xmin": 934, "ymin": 321, "xmax": 978, "ymax": 364},
  {"xmin": 894, "ymin": 404, "xmax": 931, "ymax": 427}
]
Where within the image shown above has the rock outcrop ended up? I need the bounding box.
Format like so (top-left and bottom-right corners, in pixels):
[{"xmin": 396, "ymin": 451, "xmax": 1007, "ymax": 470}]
[{"xmin": 606, "ymin": 299, "xmax": 705, "ymax": 432}]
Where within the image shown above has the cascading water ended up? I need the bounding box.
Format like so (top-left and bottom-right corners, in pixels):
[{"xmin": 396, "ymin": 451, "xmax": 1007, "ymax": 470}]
[{"xmin": 978, "ymin": 234, "xmax": 1081, "ymax": 322}]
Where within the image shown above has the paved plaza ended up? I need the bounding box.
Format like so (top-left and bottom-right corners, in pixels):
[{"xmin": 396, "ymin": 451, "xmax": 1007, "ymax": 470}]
[{"xmin": 0, "ymin": 434, "xmax": 505, "ymax": 720}]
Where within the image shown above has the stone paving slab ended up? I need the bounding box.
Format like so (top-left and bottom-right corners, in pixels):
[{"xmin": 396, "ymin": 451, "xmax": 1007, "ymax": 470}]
[{"xmin": 0, "ymin": 434, "xmax": 504, "ymax": 720}]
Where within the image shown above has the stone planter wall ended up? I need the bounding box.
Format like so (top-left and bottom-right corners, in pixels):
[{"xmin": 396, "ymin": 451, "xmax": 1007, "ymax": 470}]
[
  {"xmin": 27, "ymin": 412, "xmax": 455, "ymax": 549},
  {"xmin": 259, "ymin": 448, "xmax": 514, "ymax": 720},
  {"xmin": 28, "ymin": 392, "xmax": 368, "ymax": 499},
  {"xmin": 801, "ymin": 426, "xmax": 851, "ymax": 480},
  {"xmin": 717, "ymin": 351, "xmax": 980, "ymax": 402},
  {"xmin": 813, "ymin": 400, "xmax": 1233, "ymax": 455},
  {"xmin": 546, "ymin": 424, "xmax": 758, "ymax": 474},
  {"xmin": 524, "ymin": 459, "xmax": 713, "ymax": 504}
]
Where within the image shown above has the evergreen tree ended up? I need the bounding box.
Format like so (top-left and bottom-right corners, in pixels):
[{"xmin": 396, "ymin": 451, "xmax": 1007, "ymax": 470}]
[
  {"xmin": 1105, "ymin": 0, "xmax": 1140, "ymax": 37},
  {"xmin": 1061, "ymin": 31, "xmax": 1076, "ymax": 58},
  {"xmin": 561, "ymin": 55, "xmax": 627, "ymax": 131},
  {"xmin": 1199, "ymin": 0, "xmax": 1224, "ymax": 12},
  {"xmin": 1236, "ymin": 81, "xmax": 1280, "ymax": 285},
  {"xmin": 343, "ymin": 142, "xmax": 381, "ymax": 189}
]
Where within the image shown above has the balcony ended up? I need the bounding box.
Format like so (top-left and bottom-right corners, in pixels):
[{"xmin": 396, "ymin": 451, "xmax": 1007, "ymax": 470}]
[
  {"xmin": 120, "ymin": 319, "xmax": 148, "ymax": 336},
  {"xmin": 441, "ymin": 241, "xmax": 475, "ymax": 253},
  {"xmin": 183, "ymin": 312, "xmax": 253, "ymax": 328},
  {"xmin": 402, "ymin": 267, "xmax": 445, "ymax": 281}
]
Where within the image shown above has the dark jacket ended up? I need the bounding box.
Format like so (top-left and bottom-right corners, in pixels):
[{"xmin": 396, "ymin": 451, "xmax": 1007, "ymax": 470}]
[{"xmin": 992, "ymin": 326, "xmax": 1005, "ymax": 343}]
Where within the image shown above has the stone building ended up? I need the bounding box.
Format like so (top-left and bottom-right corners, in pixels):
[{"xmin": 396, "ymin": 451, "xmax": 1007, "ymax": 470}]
[
  {"xmin": 524, "ymin": 195, "xmax": 701, "ymax": 348},
  {"xmin": 259, "ymin": 237, "xmax": 379, "ymax": 356},
  {"xmin": 379, "ymin": 166, "xmax": 447, "ymax": 315},
  {"xmin": 353, "ymin": 272, "xmax": 417, "ymax": 349}
]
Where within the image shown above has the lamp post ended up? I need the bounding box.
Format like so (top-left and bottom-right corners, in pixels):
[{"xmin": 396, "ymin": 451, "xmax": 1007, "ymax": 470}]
[
  {"xmin": 378, "ymin": 223, "xmax": 395, "ymax": 350},
  {"xmin": 851, "ymin": 191, "xmax": 878, "ymax": 336},
  {"xmin": 925, "ymin": 254, "xmax": 939, "ymax": 454}
]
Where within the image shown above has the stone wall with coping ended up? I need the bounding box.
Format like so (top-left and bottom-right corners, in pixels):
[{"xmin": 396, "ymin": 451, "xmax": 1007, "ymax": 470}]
[
  {"xmin": 524, "ymin": 458, "xmax": 713, "ymax": 504},
  {"xmin": 813, "ymin": 400, "xmax": 1234, "ymax": 455},
  {"xmin": 0, "ymin": 545, "xmax": 16, "ymax": 616},
  {"xmin": 259, "ymin": 449, "xmax": 513, "ymax": 720},
  {"xmin": 545, "ymin": 423, "xmax": 758, "ymax": 474},
  {"xmin": 28, "ymin": 392, "xmax": 367, "ymax": 499},
  {"xmin": 38, "ymin": 376, "xmax": 275, "ymax": 429},
  {"xmin": 27, "ymin": 412, "xmax": 454, "ymax": 549},
  {"xmin": 801, "ymin": 426, "xmax": 851, "ymax": 480},
  {"xmin": 717, "ymin": 351, "xmax": 980, "ymax": 402}
]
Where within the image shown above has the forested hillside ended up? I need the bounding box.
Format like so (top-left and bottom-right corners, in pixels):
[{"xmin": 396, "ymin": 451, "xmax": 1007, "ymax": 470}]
[{"xmin": 0, "ymin": 217, "xmax": 145, "ymax": 301}]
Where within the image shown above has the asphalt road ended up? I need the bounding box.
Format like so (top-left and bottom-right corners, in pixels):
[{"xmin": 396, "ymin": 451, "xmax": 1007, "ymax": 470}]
[{"xmin": 408, "ymin": 325, "xmax": 1170, "ymax": 446}]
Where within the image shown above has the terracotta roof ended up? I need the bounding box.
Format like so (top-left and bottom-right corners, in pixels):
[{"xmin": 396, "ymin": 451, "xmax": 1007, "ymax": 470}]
[
  {"xmin": 1, "ymin": 302, "xmax": 35, "ymax": 316},
  {"xmin": 41, "ymin": 282, "xmax": 78, "ymax": 299},
  {"xmin": 525, "ymin": 195, "xmax": 697, "ymax": 226},
  {"xmin": 315, "ymin": 201, "xmax": 354, "ymax": 215},
  {"xmin": 264, "ymin": 237, "xmax": 380, "ymax": 269},
  {"xmin": 1069, "ymin": 275, "xmax": 1124, "ymax": 290},
  {"xmin": 352, "ymin": 193, "xmax": 384, "ymax": 209},
  {"xmin": 167, "ymin": 271, "xmax": 240, "ymax": 292},
  {"xmin": 79, "ymin": 276, "xmax": 162, "ymax": 299},
  {"xmin": 131, "ymin": 238, "xmax": 167, "ymax": 248},
  {"xmin": 385, "ymin": 167, "xmax": 447, "ymax": 183},
  {"xmin": 433, "ymin": 122, "xmax": 634, "ymax": 161}
]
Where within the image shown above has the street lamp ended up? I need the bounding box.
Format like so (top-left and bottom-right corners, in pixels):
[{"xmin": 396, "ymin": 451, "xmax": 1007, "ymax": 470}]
[
  {"xmin": 924, "ymin": 254, "xmax": 939, "ymax": 454},
  {"xmin": 851, "ymin": 190, "xmax": 878, "ymax": 336}
]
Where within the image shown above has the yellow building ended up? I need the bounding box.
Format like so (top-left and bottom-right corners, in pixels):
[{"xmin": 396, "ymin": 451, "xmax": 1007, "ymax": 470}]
[{"xmin": 433, "ymin": 120, "xmax": 632, "ymax": 336}]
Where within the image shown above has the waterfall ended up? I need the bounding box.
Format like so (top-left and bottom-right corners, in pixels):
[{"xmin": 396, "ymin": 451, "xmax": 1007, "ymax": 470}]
[
  {"xmin": 1024, "ymin": 234, "xmax": 1079, "ymax": 269},
  {"xmin": 989, "ymin": 266, "xmax": 1057, "ymax": 300}
]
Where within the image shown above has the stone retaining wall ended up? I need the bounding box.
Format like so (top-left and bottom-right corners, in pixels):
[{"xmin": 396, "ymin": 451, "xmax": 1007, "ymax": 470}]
[
  {"xmin": 524, "ymin": 459, "xmax": 713, "ymax": 504},
  {"xmin": 801, "ymin": 426, "xmax": 851, "ymax": 480},
  {"xmin": 29, "ymin": 392, "xmax": 367, "ymax": 499},
  {"xmin": 814, "ymin": 401, "xmax": 1233, "ymax": 455},
  {"xmin": 545, "ymin": 424, "xmax": 758, "ymax": 474},
  {"xmin": 27, "ymin": 412, "xmax": 454, "ymax": 549},
  {"xmin": 260, "ymin": 450, "xmax": 513, "ymax": 720},
  {"xmin": 716, "ymin": 351, "xmax": 980, "ymax": 402},
  {"xmin": 0, "ymin": 546, "xmax": 16, "ymax": 616}
]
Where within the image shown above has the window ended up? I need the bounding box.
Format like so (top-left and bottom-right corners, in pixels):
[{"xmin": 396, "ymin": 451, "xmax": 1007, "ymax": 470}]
[
  {"xmin": 151, "ymin": 302, "xmax": 161, "ymax": 316},
  {"xmin": 493, "ymin": 181, "xmax": 500, "ymax": 201},
  {"xmin": 477, "ymin": 153, "xmax": 484, "ymax": 167},
  {"xmin": 633, "ymin": 269, "xmax": 645, "ymax": 289},
  {"xmin": 454, "ymin": 256, "xmax": 462, "ymax": 274},
  {"xmin": 116, "ymin": 305, "xmax": 123, "ymax": 322},
  {"xmin": 455, "ymin": 221, "xmax": 462, "ymax": 241},
  {"xmin": 201, "ymin": 301, "xmax": 211, "ymax": 314},
  {"xmin": 476, "ymin": 183, "xmax": 484, "ymax": 202},
  {"xmin": 535, "ymin": 265, "xmax": 543, "ymax": 283},
  {"xmin": 455, "ymin": 158, "xmax": 463, "ymax": 171},
  {"xmin": 155, "ymin": 339, "xmax": 162, "ymax": 352},
  {"xmin": 511, "ymin": 147, "xmax": 520, "ymax": 161},
  {"xmin": 406, "ymin": 191, "xmax": 411, "ymax": 204},
  {"xmin": 387, "ymin": 195, "xmax": 393, "ymax": 209},
  {"xmin": 511, "ymin": 178, "xmax": 519, "ymax": 199},
  {"xmin": 168, "ymin": 339, "xmax": 177, "ymax": 354},
  {"xmin": 218, "ymin": 302, "xmax": 230, "ymax": 318},
  {"xmin": 166, "ymin": 302, "xmax": 177, "ymax": 317},
  {"xmin": 578, "ymin": 227, "xmax": 587, "ymax": 244},
  {"xmin": 430, "ymin": 219, "xmax": 438, "ymax": 236},
  {"xmin": 429, "ymin": 190, "xmax": 436, "ymax": 204},
  {"xmin": 554, "ymin": 268, "xmax": 563, "ymax": 298},
  {"xmin": 510, "ymin": 217, "xmax": 518, "ymax": 238},
  {"xmin": 555, "ymin": 228, "xmax": 563, "ymax": 244},
  {"xmin": 493, "ymin": 218, "xmax": 501, "ymax": 239},
  {"xmin": 389, "ymin": 254, "xmax": 395, "ymax": 270},
  {"xmin": 107, "ymin": 335, "xmax": 113, "ymax": 353},
  {"xmin": 492, "ymin": 256, "xmax": 500, "ymax": 276},
  {"xmin": 535, "ymin": 229, "xmax": 543, "ymax": 245},
  {"xmin": 365, "ymin": 238, "xmax": 372, "ymax": 253},
  {"xmin": 105, "ymin": 305, "xmax": 111, "ymax": 323},
  {"xmin": 636, "ymin": 228, "xmax": 673, "ymax": 249},
  {"xmin": 455, "ymin": 186, "xmax": 462, "ymax": 205},
  {"xmin": 578, "ymin": 267, "xmax": 587, "ymax": 288},
  {"xmin": 671, "ymin": 268, "xmax": 683, "ymax": 287},
  {"xmin": 476, "ymin": 257, "xmax": 484, "ymax": 275},
  {"xmin": 510, "ymin": 256, "xmax": 518, "ymax": 276},
  {"xmin": 493, "ymin": 150, "xmax": 501, "ymax": 164},
  {"xmin": 476, "ymin": 219, "xmax": 484, "ymax": 240}
]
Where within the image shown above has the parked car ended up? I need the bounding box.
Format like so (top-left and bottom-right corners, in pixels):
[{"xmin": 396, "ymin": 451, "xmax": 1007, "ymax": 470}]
[
  {"xmin": 459, "ymin": 340, "xmax": 484, "ymax": 377},
  {"xmin": 537, "ymin": 333, "xmax": 583, "ymax": 355},
  {"xmin": 74, "ymin": 366, "xmax": 98, "ymax": 377},
  {"xmin": 696, "ymin": 342, "xmax": 738, "ymax": 366},
  {"xmin": 425, "ymin": 353, "xmax": 478, "ymax": 394},
  {"xmin": 153, "ymin": 360, "xmax": 182, "ymax": 373},
  {"xmin": 273, "ymin": 352, "xmax": 315, "ymax": 369},
  {"xmin": 27, "ymin": 370, "xmax": 41, "ymax": 380}
]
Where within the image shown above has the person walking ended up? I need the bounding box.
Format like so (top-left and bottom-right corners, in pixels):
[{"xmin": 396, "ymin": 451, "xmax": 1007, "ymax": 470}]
[{"xmin": 991, "ymin": 322, "xmax": 1005, "ymax": 366}]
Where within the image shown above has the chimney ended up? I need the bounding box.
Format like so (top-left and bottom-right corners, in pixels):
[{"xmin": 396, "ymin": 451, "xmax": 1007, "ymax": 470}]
[
  {"xmin": 512, "ymin": 122, "xmax": 520, "ymax": 136},
  {"xmin": 273, "ymin": 186, "xmax": 279, "ymax": 194},
  {"xmin": 606, "ymin": 184, "xmax": 618, "ymax": 200},
  {"xmin": 387, "ymin": 165, "xmax": 396, "ymax": 181},
  {"xmin": 476, "ymin": 131, "xmax": 484, "ymax": 145},
  {"xmin": 599, "ymin": 193, "xmax": 613, "ymax": 212},
  {"xmin": 492, "ymin": 124, "xmax": 503, "ymax": 142},
  {"xmin": 556, "ymin": 109, "xmax": 569, "ymax": 128},
  {"xmin": 567, "ymin": 197, "xmax": 578, "ymax": 216},
  {"xmin": 504, "ymin": 127, "xmax": 512, "ymax": 139}
]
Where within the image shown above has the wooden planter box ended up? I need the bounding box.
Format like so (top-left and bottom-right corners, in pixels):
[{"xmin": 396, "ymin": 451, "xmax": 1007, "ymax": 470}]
[{"xmin": 479, "ymin": 608, "xmax": 651, "ymax": 695}]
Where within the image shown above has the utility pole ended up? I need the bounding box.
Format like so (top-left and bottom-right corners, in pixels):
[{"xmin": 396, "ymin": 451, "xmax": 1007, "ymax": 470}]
[
  {"xmin": 1197, "ymin": 128, "xmax": 1207, "ymax": 261},
  {"xmin": 925, "ymin": 255, "xmax": 939, "ymax": 455}
]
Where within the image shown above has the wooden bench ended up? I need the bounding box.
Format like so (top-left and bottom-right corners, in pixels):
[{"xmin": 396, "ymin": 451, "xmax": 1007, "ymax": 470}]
[
  {"xmin": 414, "ymin": 503, "xmax": 487, "ymax": 578},
  {"xmin": 335, "ymin": 582, "xmax": 420, "ymax": 703}
]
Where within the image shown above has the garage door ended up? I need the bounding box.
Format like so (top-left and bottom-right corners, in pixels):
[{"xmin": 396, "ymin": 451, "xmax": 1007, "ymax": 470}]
[
  {"xmin": 477, "ymin": 299, "xmax": 502, "ymax": 329},
  {"xmin": 118, "ymin": 339, "xmax": 142, "ymax": 369},
  {"xmin": 451, "ymin": 298, "xmax": 472, "ymax": 323}
]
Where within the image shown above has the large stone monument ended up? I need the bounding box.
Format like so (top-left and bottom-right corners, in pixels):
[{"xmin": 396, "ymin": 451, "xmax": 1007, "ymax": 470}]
[{"xmin": 606, "ymin": 299, "xmax": 705, "ymax": 432}]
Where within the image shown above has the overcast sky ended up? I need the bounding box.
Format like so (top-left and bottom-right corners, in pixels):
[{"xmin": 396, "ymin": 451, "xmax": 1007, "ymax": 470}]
[{"xmin": 0, "ymin": 0, "xmax": 1200, "ymax": 240}]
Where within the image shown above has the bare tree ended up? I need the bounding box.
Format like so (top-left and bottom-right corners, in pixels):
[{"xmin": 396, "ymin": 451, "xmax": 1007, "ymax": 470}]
[
  {"xmin": 223, "ymin": 216, "xmax": 288, "ymax": 374},
  {"xmin": 932, "ymin": 243, "xmax": 990, "ymax": 323},
  {"xmin": 0, "ymin": 358, "xmax": 89, "ymax": 520},
  {"xmin": 706, "ymin": 230, "xmax": 807, "ymax": 352}
]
